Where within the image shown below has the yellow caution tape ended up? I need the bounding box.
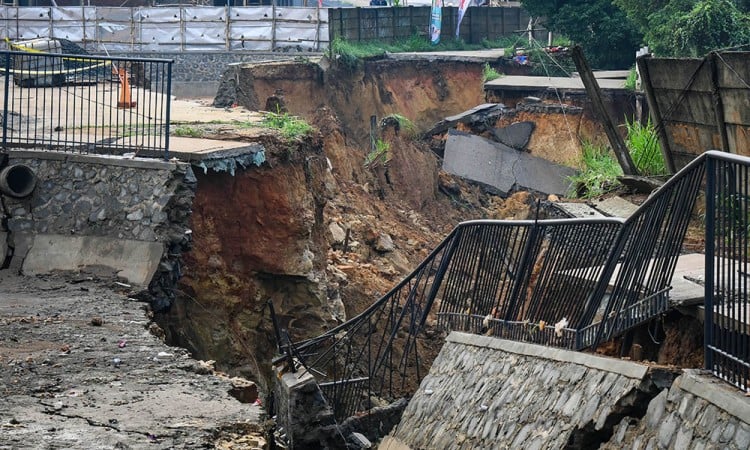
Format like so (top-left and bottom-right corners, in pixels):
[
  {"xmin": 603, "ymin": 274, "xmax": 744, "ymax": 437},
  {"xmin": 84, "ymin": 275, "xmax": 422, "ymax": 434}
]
[
  {"xmin": 5, "ymin": 38, "xmax": 109, "ymax": 63},
  {"xmin": 0, "ymin": 61, "xmax": 111, "ymax": 76}
]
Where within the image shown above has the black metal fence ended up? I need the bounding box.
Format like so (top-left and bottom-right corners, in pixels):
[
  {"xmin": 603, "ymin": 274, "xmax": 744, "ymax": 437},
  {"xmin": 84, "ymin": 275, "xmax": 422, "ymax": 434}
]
[
  {"xmin": 1, "ymin": 50, "xmax": 172, "ymax": 157},
  {"xmin": 276, "ymin": 149, "xmax": 718, "ymax": 421},
  {"xmin": 705, "ymin": 151, "xmax": 750, "ymax": 392},
  {"xmin": 328, "ymin": 6, "xmax": 546, "ymax": 45}
]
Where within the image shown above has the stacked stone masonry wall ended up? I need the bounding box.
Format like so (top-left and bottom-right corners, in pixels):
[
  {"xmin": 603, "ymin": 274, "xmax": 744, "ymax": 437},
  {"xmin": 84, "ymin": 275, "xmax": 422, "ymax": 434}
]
[
  {"xmin": 6, "ymin": 152, "xmax": 193, "ymax": 243},
  {"xmin": 389, "ymin": 333, "xmax": 750, "ymax": 450},
  {"xmin": 389, "ymin": 333, "xmax": 649, "ymax": 449},
  {"xmin": 602, "ymin": 370, "xmax": 750, "ymax": 449}
]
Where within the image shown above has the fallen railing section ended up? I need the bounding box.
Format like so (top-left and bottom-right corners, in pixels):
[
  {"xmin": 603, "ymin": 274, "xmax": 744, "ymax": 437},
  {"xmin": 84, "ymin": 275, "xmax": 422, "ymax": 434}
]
[
  {"xmin": 273, "ymin": 150, "xmax": 749, "ymax": 428},
  {"xmin": 1, "ymin": 49, "xmax": 172, "ymax": 157}
]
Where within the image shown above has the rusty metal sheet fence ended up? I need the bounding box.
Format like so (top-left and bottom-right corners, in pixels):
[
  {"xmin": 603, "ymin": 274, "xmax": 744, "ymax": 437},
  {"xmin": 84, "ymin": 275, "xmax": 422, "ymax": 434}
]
[
  {"xmin": 1, "ymin": 50, "xmax": 173, "ymax": 157},
  {"xmin": 0, "ymin": 6, "xmax": 328, "ymax": 52}
]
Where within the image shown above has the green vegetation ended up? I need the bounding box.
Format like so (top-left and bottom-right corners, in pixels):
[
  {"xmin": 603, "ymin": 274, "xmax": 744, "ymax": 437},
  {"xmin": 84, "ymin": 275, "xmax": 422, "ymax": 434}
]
[
  {"xmin": 384, "ymin": 113, "xmax": 418, "ymax": 138},
  {"xmin": 365, "ymin": 139, "xmax": 391, "ymax": 167},
  {"xmin": 329, "ymin": 35, "xmax": 517, "ymax": 69},
  {"xmin": 624, "ymin": 67, "xmax": 638, "ymax": 91},
  {"xmin": 172, "ymin": 125, "xmax": 204, "ymax": 138},
  {"xmin": 521, "ymin": 0, "xmax": 642, "ymax": 69},
  {"xmin": 569, "ymin": 118, "xmax": 665, "ymax": 197},
  {"xmin": 624, "ymin": 118, "xmax": 667, "ymax": 176},
  {"xmin": 614, "ymin": 0, "xmax": 750, "ymax": 57},
  {"xmin": 260, "ymin": 111, "xmax": 313, "ymax": 139},
  {"xmin": 482, "ymin": 63, "xmax": 502, "ymax": 82},
  {"xmin": 568, "ymin": 142, "xmax": 623, "ymax": 198}
]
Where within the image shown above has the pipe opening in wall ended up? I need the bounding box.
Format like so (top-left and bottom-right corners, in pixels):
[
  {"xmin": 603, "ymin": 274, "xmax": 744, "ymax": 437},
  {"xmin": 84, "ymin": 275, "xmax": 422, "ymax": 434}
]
[{"xmin": 0, "ymin": 164, "xmax": 37, "ymax": 198}]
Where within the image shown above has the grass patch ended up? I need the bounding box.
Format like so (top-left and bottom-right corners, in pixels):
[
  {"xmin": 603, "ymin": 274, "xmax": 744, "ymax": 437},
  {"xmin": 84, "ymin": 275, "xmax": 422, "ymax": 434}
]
[
  {"xmin": 384, "ymin": 113, "xmax": 418, "ymax": 138},
  {"xmin": 172, "ymin": 125, "xmax": 204, "ymax": 138},
  {"xmin": 625, "ymin": 67, "xmax": 638, "ymax": 91},
  {"xmin": 569, "ymin": 142, "xmax": 623, "ymax": 198},
  {"xmin": 261, "ymin": 111, "xmax": 313, "ymax": 139},
  {"xmin": 482, "ymin": 63, "xmax": 502, "ymax": 82},
  {"xmin": 365, "ymin": 139, "xmax": 391, "ymax": 167},
  {"xmin": 329, "ymin": 35, "xmax": 517, "ymax": 69},
  {"xmin": 625, "ymin": 117, "xmax": 666, "ymax": 176}
]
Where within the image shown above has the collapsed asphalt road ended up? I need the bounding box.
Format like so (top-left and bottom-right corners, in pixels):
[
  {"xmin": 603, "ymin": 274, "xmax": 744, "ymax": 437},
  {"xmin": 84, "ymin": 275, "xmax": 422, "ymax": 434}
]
[{"xmin": 0, "ymin": 271, "xmax": 264, "ymax": 449}]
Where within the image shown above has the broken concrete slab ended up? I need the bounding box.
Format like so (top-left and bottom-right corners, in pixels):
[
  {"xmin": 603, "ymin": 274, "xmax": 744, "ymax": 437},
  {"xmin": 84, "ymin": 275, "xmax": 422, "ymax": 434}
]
[
  {"xmin": 423, "ymin": 103, "xmax": 507, "ymax": 137},
  {"xmin": 618, "ymin": 175, "xmax": 665, "ymax": 194},
  {"xmin": 553, "ymin": 202, "xmax": 607, "ymax": 219},
  {"xmin": 592, "ymin": 196, "xmax": 640, "ymax": 218},
  {"xmin": 443, "ymin": 130, "xmax": 577, "ymax": 196},
  {"xmin": 22, "ymin": 234, "xmax": 163, "ymax": 287},
  {"xmin": 491, "ymin": 121, "xmax": 535, "ymax": 150}
]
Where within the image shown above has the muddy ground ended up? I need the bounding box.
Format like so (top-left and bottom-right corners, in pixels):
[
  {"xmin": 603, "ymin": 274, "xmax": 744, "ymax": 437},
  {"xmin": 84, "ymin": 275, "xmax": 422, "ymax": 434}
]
[{"xmin": 0, "ymin": 270, "xmax": 265, "ymax": 449}]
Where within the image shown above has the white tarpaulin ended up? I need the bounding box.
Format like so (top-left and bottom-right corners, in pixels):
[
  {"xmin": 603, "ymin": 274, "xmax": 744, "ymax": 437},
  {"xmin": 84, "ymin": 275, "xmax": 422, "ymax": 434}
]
[
  {"xmin": 231, "ymin": 7, "xmax": 274, "ymax": 21},
  {"xmin": 184, "ymin": 26, "xmax": 225, "ymax": 45},
  {"xmin": 15, "ymin": 8, "xmax": 50, "ymax": 20},
  {"xmin": 51, "ymin": 7, "xmax": 96, "ymax": 21},
  {"xmin": 276, "ymin": 24, "xmax": 320, "ymax": 43},
  {"xmin": 0, "ymin": 6, "xmax": 328, "ymax": 51},
  {"xmin": 184, "ymin": 7, "xmax": 225, "ymax": 22},
  {"xmin": 135, "ymin": 7, "xmax": 181, "ymax": 23},
  {"xmin": 230, "ymin": 24, "xmax": 272, "ymax": 41}
]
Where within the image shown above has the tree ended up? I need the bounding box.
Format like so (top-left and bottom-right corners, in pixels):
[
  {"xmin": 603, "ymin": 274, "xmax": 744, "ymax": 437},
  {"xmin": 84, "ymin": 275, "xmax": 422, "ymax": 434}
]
[
  {"xmin": 614, "ymin": 0, "xmax": 750, "ymax": 56},
  {"xmin": 521, "ymin": 0, "xmax": 643, "ymax": 69}
]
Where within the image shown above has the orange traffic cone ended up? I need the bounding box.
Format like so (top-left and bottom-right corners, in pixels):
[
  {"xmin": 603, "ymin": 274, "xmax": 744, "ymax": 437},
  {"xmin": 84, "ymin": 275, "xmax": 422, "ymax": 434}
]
[{"xmin": 117, "ymin": 67, "xmax": 136, "ymax": 108}]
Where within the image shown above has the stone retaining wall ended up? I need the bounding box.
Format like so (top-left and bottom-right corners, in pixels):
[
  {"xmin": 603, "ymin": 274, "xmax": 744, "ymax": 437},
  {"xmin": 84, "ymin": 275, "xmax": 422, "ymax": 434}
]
[
  {"xmin": 113, "ymin": 52, "xmax": 305, "ymax": 98},
  {"xmin": 387, "ymin": 332, "xmax": 662, "ymax": 449},
  {"xmin": 385, "ymin": 333, "xmax": 750, "ymax": 450},
  {"xmin": 603, "ymin": 370, "xmax": 750, "ymax": 449},
  {"xmin": 1, "ymin": 150, "xmax": 195, "ymax": 309}
]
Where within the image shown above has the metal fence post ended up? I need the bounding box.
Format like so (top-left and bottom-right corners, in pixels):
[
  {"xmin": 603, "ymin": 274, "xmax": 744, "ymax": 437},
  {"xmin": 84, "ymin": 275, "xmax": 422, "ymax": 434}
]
[
  {"xmin": 704, "ymin": 155, "xmax": 715, "ymax": 371},
  {"xmin": 2, "ymin": 52, "xmax": 10, "ymax": 149},
  {"xmin": 164, "ymin": 61, "xmax": 172, "ymax": 160}
]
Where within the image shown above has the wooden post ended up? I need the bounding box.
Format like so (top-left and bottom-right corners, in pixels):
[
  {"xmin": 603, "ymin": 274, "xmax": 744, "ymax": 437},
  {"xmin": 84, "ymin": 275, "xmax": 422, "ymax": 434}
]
[
  {"xmin": 636, "ymin": 54, "xmax": 677, "ymax": 174},
  {"xmin": 571, "ymin": 45, "xmax": 638, "ymax": 176},
  {"xmin": 708, "ymin": 51, "xmax": 730, "ymax": 153}
]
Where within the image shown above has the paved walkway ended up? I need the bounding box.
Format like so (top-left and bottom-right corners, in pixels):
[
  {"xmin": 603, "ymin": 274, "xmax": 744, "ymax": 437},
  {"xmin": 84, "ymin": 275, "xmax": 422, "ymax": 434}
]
[{"xmin": 0, "ymin": 272, "xmax": 264, "ymax": 449}]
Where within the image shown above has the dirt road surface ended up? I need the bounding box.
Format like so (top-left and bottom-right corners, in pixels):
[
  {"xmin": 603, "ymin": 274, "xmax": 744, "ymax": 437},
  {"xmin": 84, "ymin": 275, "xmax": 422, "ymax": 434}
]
[{"xmin": 0, "ymin": 271, "xmax": 264, "ymax": 449}]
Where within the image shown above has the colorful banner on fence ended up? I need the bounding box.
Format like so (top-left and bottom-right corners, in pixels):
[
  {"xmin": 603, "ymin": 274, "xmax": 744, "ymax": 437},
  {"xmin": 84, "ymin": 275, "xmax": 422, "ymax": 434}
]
[
  {"xmin": 456, "ymin": 0, "xmax": 471, "ymax": 38},
  {"xmin": 430, "ymin": 0, "xmax": 442, "ymax": 45}
]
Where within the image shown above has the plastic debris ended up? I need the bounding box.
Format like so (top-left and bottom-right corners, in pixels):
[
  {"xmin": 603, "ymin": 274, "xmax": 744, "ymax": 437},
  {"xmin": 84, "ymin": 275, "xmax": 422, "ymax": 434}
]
[{"xmin": 554, "ymin": 318, "xmax": 569, "ymax": 337}]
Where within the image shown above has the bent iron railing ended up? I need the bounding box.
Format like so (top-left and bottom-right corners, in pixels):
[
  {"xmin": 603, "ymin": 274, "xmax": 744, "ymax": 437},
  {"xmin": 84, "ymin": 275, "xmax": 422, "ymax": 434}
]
[
  {"xmin": 274, "ymin": 150, "xmax": 749, "ymax": 422},
  {"xmin": 705, "ymin": 152, "xmax": 750, "ymax": 392},
  {"xmin": 1, "ymin": 50, "xmax": 172, "ymax": 158}
]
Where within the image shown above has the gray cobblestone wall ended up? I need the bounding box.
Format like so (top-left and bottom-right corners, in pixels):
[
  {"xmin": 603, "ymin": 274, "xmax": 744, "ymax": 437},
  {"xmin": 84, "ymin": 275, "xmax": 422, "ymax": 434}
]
[
  {"xmin": 388, "ymin": 332, "xmax": 653, "ymax": 450},
  {"xmin": 603, "ymin": 370, "xmax": 750, "ymax": 450},
  {"xmin": 3, "ymin": 150, "xmax": 195, "ymax": 310},
  {"xmin": 5, "ymin": 151, "xmax": 193, "ymax": 243},
  {"xmin": 113, "ymin": 52, "xmax": 309, "ymax": 97}
]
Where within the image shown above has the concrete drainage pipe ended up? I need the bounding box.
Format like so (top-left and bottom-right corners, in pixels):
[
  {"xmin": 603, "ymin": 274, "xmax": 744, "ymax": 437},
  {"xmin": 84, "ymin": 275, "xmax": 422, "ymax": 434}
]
[{"xmin": 0, "ymin": 164, "xmax": 37, "ymax": 198}]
